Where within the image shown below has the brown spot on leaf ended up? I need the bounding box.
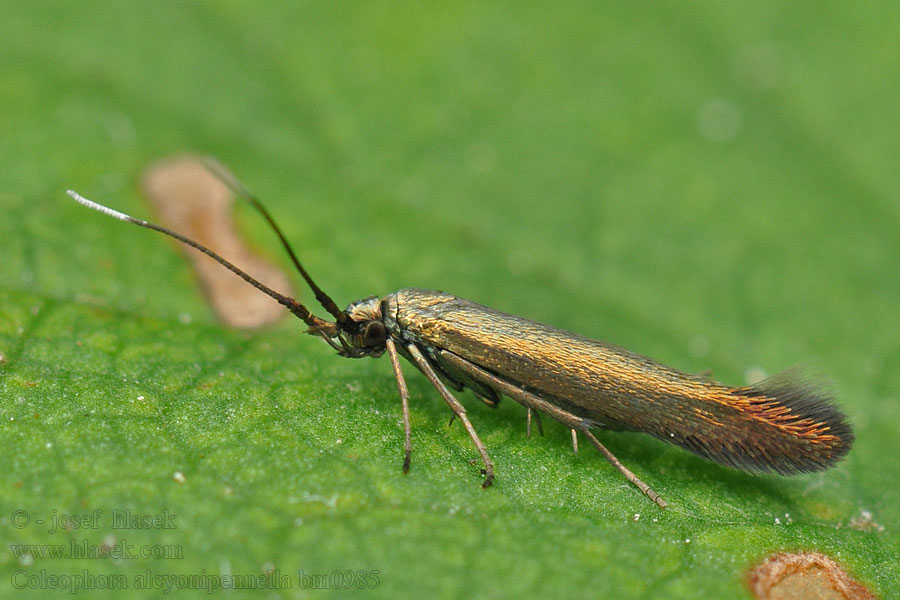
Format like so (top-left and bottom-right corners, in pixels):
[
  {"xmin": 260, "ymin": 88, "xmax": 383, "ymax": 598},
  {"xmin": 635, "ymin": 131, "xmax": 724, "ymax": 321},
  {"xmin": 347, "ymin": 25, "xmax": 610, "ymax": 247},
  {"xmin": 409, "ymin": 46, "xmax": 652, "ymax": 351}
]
[
  {"xmin": 141, "ymin": 156, "xmax": 294, "ymax": 329},
  {"xmin": 749, "ymin": 552, "xmax": 875, "ymax": 600}
]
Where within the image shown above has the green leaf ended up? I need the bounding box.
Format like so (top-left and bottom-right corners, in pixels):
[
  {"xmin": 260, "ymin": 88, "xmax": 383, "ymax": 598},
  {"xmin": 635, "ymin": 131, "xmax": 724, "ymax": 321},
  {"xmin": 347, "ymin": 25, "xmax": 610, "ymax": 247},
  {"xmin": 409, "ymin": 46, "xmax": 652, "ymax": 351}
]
[{"xmin": 1, "ymin": 2, "xmax": 897, "ymax": 598}]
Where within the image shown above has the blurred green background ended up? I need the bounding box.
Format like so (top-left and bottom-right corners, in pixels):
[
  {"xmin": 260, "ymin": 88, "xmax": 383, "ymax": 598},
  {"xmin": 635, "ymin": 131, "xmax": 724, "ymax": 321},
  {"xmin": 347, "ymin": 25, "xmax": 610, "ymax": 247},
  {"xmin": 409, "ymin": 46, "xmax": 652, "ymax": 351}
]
[{"xmin": 1, "ymin": 2, "xmax": 897, "ymax": 598}]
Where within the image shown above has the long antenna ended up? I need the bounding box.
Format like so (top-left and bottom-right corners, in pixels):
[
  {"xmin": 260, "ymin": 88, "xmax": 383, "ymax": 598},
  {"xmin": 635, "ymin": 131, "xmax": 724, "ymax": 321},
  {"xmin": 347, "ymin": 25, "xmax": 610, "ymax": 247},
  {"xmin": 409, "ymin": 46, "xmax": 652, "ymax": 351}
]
[
  {"xmin": 201, "ymin": 158, "xmax": 352, "ymax": 331},
  {"xmin": 66, "ymin": 190, "xmax": 335, "ymax": 335}
]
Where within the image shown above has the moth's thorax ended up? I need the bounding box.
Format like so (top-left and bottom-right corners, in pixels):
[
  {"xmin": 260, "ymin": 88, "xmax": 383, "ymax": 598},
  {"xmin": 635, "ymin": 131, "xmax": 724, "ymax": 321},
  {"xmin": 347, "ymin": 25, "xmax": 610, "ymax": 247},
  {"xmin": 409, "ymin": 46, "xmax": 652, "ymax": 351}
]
[{"xmin": 380, "ymin": 288, "xmax": 457, "ymax": 345}]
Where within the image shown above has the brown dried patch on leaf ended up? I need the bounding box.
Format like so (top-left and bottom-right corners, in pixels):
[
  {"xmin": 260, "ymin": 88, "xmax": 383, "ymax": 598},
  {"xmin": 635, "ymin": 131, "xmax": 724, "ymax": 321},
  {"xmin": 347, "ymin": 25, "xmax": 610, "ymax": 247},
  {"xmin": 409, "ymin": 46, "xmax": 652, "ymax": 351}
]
[
  {"xmin": 141, "ymin": 156, "xmax": 294, "ymax": 329},
  {"xmin": 749, "ymin": 552, "xmax": 875, "ymax": 600}
]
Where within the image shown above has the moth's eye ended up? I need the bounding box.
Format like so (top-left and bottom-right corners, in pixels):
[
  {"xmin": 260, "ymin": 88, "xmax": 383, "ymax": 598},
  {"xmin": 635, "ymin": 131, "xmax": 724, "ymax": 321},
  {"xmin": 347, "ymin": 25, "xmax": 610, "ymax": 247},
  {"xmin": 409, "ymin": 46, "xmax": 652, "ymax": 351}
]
[{"xmin": 363, "ymin": 321, "xmax": 386, "ymax": 346}]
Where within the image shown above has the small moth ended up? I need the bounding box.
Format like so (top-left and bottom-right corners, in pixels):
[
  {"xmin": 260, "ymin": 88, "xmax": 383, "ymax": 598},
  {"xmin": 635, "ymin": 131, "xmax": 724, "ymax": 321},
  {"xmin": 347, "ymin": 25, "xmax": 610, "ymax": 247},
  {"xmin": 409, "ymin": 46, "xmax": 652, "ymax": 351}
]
[{"xmin": 67, "ymin": 171, "xmax": 853, "ymax": 508}]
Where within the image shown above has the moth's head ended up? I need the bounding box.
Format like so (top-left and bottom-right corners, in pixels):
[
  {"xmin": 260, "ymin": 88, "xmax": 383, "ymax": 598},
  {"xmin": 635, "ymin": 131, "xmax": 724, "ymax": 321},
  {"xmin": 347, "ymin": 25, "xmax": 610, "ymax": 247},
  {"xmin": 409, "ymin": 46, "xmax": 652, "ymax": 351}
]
[{"xmin": 337, "ymin": 296, "xmax": 386, "ymax": 357}]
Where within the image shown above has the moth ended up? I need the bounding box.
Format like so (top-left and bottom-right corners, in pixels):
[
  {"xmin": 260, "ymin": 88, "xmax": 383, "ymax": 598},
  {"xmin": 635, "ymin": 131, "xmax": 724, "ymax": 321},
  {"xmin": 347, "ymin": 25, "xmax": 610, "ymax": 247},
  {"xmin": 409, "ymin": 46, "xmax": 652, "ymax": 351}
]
[{"xmin": 67, "ymin": 169, "xmax": 853, "ymax": 508}]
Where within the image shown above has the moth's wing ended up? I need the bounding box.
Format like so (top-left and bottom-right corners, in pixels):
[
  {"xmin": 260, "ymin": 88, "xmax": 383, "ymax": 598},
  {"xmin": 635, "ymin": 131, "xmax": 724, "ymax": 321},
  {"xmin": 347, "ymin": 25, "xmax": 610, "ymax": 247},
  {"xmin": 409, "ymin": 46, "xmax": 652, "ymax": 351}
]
[{"xmin": 393, "ymin": 289, "xmax": 852, "ymax": 473}]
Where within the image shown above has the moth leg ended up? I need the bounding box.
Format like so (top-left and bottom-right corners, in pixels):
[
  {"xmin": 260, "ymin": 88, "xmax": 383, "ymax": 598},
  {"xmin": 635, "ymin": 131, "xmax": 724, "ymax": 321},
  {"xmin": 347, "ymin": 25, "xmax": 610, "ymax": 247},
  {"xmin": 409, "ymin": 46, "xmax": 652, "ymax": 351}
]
[
  {"xmin": 526, "ymin": 409, "xmax": 544, "ymax": 439},
  {"xmin": 385, "ymin": 338, "xmax": 412, "ymax": 474},
  {"xmin": 583, "ymin": 431, "xmax": 667, "ymax": 509},
  {"xmin": 571, "ymin": 429, "xmax": 578, "ymax": 455},
  {"xmin": 439, "ymin": 349, "xmax": 666, "ymax": 508},
  {"xmin": 406, "ymin": 343, "xmax": 494, "ymax": 488},
  {"xmin": 439, "ymin": 350, "xmax": 588, "ymax": 429}
]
